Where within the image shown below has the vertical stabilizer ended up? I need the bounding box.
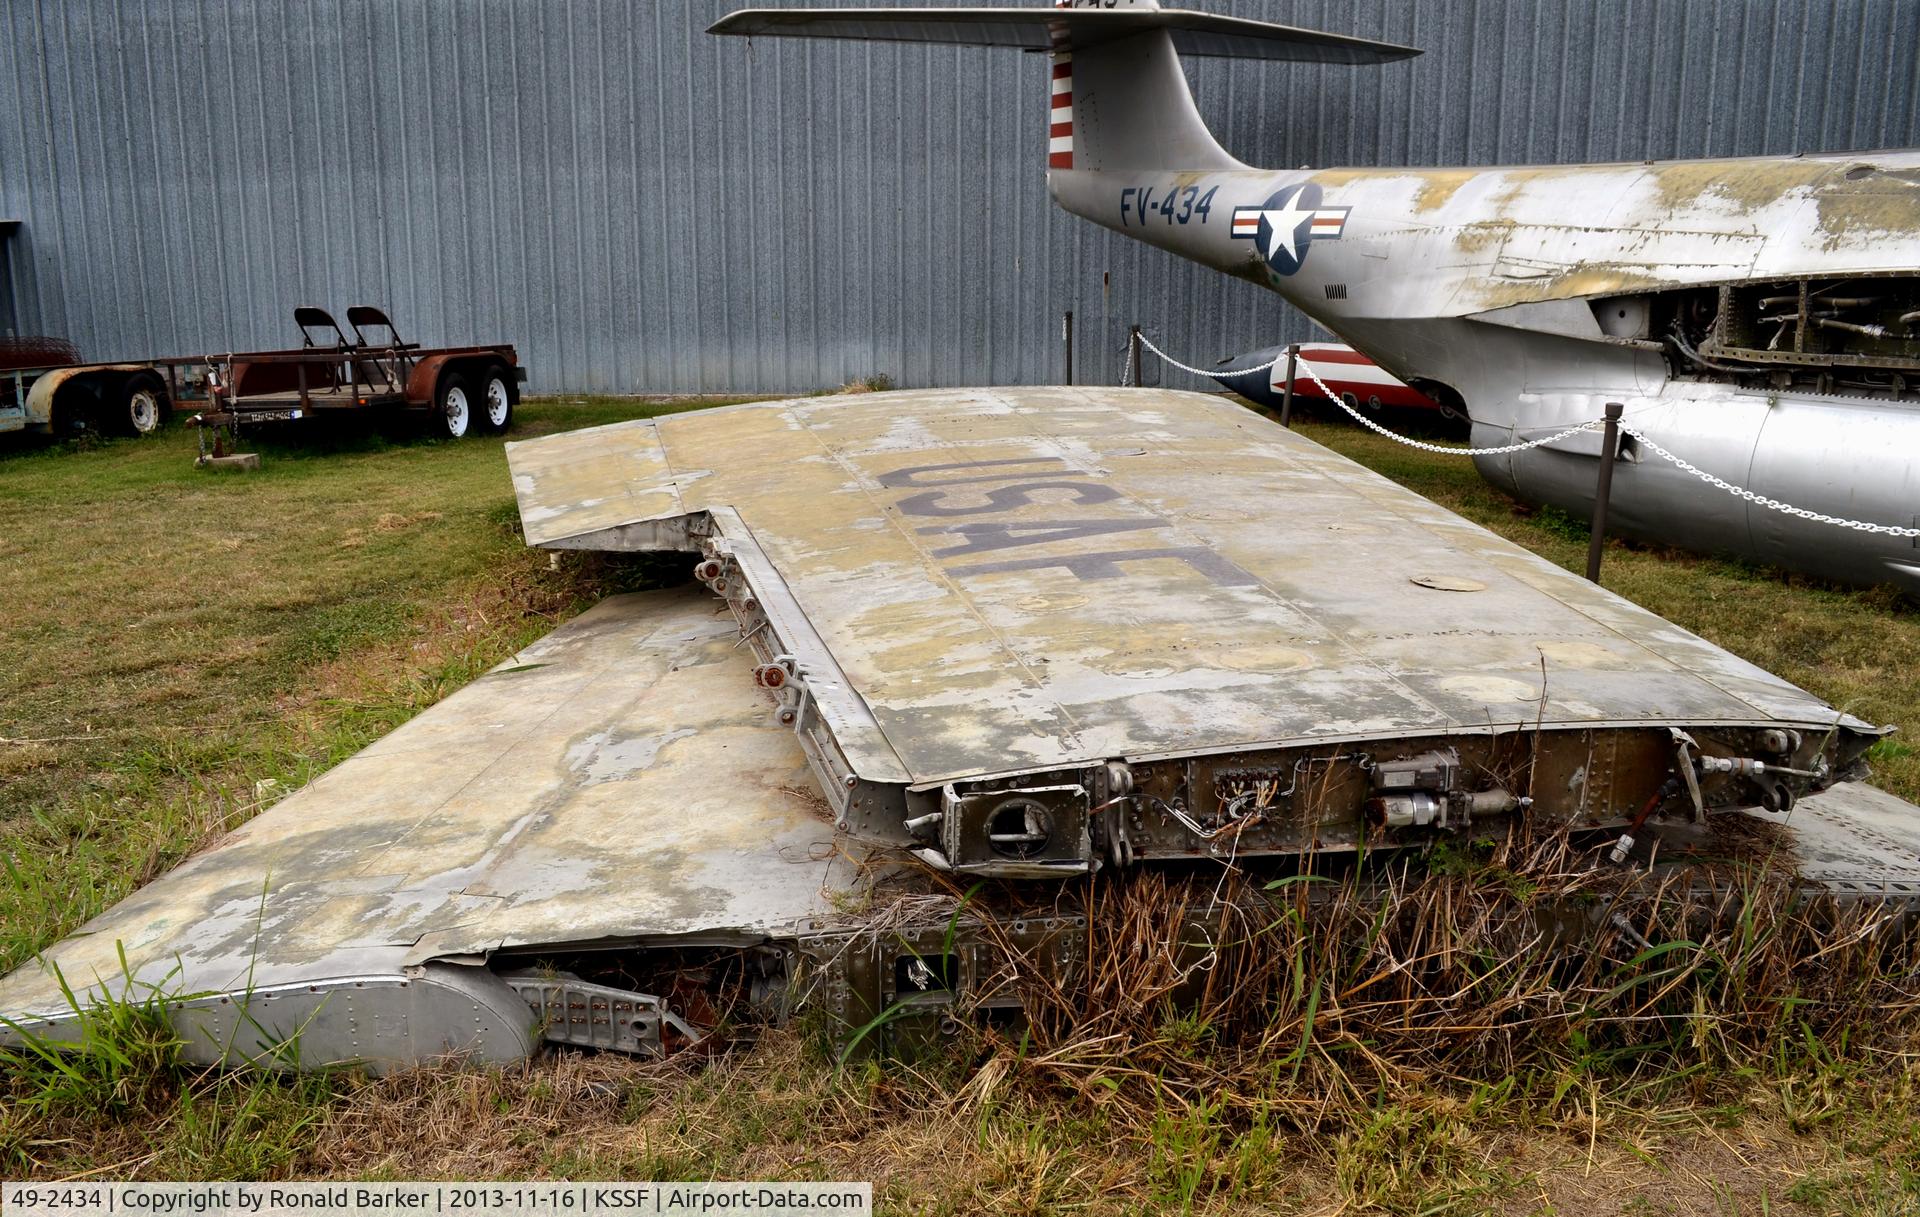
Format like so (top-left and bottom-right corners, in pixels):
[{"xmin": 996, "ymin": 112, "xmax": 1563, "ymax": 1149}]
[{"xmin": 1048, "ymin": 2, "xmax": 1240, "ymax": 173}]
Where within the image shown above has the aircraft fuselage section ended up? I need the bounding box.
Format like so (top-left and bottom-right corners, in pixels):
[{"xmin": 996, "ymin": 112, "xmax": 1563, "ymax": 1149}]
[
  {"xmin": 1052, "ymin": 152, "xmax": 1920, "ymax": 591},
  {"xmin": 1050, "ymin": 150, "xmax": 1920, "ymax": 386}
]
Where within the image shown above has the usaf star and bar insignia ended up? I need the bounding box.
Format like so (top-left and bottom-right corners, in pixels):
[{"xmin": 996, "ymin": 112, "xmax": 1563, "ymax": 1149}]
[{"xmin": 1231, "ymin": 183, "xmax": 1350, "ymax": 276}]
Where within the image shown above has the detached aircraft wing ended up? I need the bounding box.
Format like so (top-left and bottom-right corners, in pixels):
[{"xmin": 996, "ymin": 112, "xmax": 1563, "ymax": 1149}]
[{"xmin": 509, "ymin": 386, "xmax": 1880, "ymax": 875}]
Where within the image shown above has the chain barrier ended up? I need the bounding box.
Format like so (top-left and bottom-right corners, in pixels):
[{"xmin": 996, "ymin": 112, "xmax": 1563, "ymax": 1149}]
[
  {"xmin": 1294, "ymin": 357, "xmax": 1609, "ymax": 457},
  {"xmin": 1135, "ymin": 332, "xmax": 1289, "ymax": 381},
  {"xmin": 1134, "ymin": 330, "xmax": 1920, "ymax": 539},
  {"xmin": 1136, "ymin": 330, "xmax": 1605, "ymax": 457}
]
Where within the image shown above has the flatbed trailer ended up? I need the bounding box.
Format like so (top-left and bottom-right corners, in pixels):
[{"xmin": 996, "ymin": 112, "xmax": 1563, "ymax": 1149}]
[
  {"xmin": 195, "ymin": 306, "xmax": 525, "ymax": 440},
  {"xmin": 1, "ymin": 307, "xmax": 525, "ymax": 445}
]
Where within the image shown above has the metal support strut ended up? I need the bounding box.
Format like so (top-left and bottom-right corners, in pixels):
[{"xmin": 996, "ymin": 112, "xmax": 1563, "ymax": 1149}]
[
  {"xmin": 1586, "ymin": 401, "xmax": 1624, "ymax": 583},
  {"xmin": 1063, "ymin": 310, "xmax": 1074, "ymax": 385},
  {"xmin": 1279, "ymin": 343, "xmax": 1299, "ymax": 428}
]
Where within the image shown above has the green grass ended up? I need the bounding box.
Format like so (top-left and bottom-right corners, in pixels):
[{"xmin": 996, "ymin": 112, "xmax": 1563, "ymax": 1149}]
[{"xmin": 2, "ymin": 394, "xmax": 1918, "ymax": 1211}]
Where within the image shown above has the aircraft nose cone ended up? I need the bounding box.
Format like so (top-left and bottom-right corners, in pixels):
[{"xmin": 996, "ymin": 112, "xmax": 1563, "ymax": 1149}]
[{"xmin": 1211, "ymin": 344, "xmax": 1290, "ymax": 410}]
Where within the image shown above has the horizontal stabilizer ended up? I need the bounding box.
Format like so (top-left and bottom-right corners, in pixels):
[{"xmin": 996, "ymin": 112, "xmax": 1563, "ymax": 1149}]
[{"xmin": 708, "ymin": 7, "xmax": 1420, "ymax": 64}]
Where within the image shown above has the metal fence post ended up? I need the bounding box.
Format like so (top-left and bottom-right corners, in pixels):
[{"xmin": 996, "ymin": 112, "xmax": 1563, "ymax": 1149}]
[
  {"xmin": 1586, "ymin": 401, "xmax": 1625, "ymax": 583},
  {"xmin": 1063, "ymin": 311, "xmax": 1074, "ymax": 385},
  {"xmin": 1126, "ymin": 325, "xmax": 1142, "ymax": 387},
  {"xmin": 1279, "ymin": 343, "xmax": 1299, "ymax": 428}
]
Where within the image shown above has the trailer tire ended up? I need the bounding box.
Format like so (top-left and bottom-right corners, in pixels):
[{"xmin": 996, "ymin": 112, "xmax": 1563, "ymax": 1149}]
[
  {"xmin": 478, "ymin": 364, "xmax": 515, "ymax": 435},
  {"xmin": 434, "ymin": 372, "xmax": 474, "ymax": 439},
  {"xmin": 119, "ymin": 376, "xmax": 170, "ymax": 437}
]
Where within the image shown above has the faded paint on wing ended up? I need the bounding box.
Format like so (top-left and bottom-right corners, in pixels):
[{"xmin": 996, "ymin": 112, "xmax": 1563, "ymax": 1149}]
[
  {"xmin": 0, "ymin": 590, "xmax": 849, "ymax": 1019},
  {"xmin": 506, "ymin": 387, "xmax": 1861, "ymax": 788}
]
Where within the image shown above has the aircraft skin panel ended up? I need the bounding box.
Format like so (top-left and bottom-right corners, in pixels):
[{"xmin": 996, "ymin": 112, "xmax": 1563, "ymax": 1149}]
[
  {"xmin": 1045, "ymin": 152, "xmax": 1920, "ymax": 331},
  {"xmin": 0, "ymin": 589, "xmax": 850, "ymax": 1044},
  {"xmin": 510, "ymin": 414, "xmax": 685, "ymax": 549},
  {"xmin": 506, "ymin": 387, "xmax": 1859, "ymax": 790},
  {"xmin": 1741, "ymin": 783, "xmax": 1920, "ymax": 895}
]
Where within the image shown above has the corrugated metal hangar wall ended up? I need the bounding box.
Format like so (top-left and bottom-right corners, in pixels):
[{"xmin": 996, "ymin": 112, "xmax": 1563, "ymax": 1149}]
[{"xmin": 3, "ymin": 0, "xmax": 1918, "ymax": 394}]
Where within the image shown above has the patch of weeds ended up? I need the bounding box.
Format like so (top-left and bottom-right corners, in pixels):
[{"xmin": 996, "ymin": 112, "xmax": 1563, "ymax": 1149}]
[
  {"xmin": 828, "ymin": 374, "xmax": 896, "ymax": 395},
  {"xmin": 276, "ymin": 596, "xmax": 418, "ymax": 668},
  {"xmin": 1867, "ymin": 738, "xmax": 1913, "ymax": 764},
  {"xmin": 162, "ymin": 1071, "xmax": 335, "ymax": 1180},
  {"xmin": 1785, "ymin": 1163, "xmax": 1920, "ymax": 1216},
  {"xmin": 0, "ymin": 971, "xmax": 183, "ymax": 1126},
  {"xmin": 1332, "ymin": 1103, "xmax": 1499, "ymax": 1215},
  {"xmin": 1424, "ymin": 838, "xmax": 1538, "ymax": 899},
  {"xmin": 1144, "ymin": 1095, "xmax": 1226, "ymax": 1212},
  {"xmin": 1143, "ymin": 1098, "xmax": 1299, "ymax": 1215},
  {"xmin": 0, "ymin": 955, "xmax": 187, "ymax": 1173},
  {"xmin": 484, "ymin": 498, "xmax": 527, "ymax": 536},
  {"xmin": 1155, "ymin": 1009, "xmax": 1216, "ymax": 1059},
  {"xmin": 1526, "ymin": 503, "xmax": 1591, "ymax": 544}
]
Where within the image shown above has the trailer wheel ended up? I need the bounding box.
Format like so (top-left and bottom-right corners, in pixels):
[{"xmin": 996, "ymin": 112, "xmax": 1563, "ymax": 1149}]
[
  {"xmin": 435, "ymin": 373, "xmax": 474, "ymax": 439},
  {"xmin": 478, "ymin": 365, "xmax": 515, "ymax": 434},
  {"xmin": 122, "ymin": 378, "xmax": 169, "ymax": 436}
]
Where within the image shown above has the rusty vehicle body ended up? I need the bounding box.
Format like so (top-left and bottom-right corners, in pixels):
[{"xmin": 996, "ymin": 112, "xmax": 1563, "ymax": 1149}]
[
  {"xmin": 199, "ymin": 306, "xmax": 526, "ymax": 440},
  {"xmin": 712, "ymin": 1, "xmax": 1920, "ymax": 594},
  {"xmin": 0, "ymin": 335, "xmax": 174, "ymax": 438},
  {"xmin": 6, "ymin": 386, "xmax": 1919, "ymax": 1071}
]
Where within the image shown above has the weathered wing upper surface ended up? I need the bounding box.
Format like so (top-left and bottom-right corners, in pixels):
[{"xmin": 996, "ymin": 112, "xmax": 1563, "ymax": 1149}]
[
  {"xmin": 508, "ymin": 387, "xmax": 1859, "ymax": 787},
  {"xmin": 0, "ymin": 589, "xmax": 847, "ymax": 1021}
]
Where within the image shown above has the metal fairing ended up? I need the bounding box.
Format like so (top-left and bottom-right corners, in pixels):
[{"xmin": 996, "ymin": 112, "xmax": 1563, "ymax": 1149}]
[{"xmin": 504, "ymin": 386, "xmax": 1885, "ymax": 875}]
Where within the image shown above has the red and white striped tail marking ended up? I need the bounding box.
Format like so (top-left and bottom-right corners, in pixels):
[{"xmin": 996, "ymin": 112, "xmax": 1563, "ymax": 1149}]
[{"xmin": 1048, "ymin": 53, "xmax": 1073, "ymax": 169}]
